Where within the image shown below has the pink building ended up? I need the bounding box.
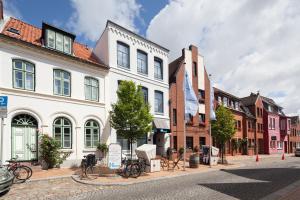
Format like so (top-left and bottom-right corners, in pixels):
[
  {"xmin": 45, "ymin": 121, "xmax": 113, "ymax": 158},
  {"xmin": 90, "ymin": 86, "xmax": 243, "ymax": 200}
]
[{"xmin": 262, "ymin": 96, "xmax": 288, "ymax": 154}]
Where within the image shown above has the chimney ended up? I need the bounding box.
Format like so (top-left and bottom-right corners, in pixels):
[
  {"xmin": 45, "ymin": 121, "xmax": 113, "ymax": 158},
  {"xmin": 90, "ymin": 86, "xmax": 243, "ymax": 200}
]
[{"xmin": 0, "ymin": 0, "xmax": 3, "ymax": 21}]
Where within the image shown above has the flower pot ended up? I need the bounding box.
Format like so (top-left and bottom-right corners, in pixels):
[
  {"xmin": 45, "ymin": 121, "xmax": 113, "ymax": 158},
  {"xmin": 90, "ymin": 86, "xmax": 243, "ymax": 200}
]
[
  {"xmin": 41, "ymin": 160, "xmax": 49, "ymax": 170},
  {"xmin": 189, "ymin": 154, "xmax": 199, "ymax": 168}
]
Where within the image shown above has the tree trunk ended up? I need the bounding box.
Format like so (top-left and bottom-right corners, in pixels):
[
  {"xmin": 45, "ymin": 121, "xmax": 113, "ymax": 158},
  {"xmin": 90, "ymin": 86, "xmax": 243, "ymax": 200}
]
[
  {"xmin": 130, "ymin": 138, "xmax": 133, "ymax": 160},
  {"xmin": 221, "ymin": 143, "xmax": 224, "ymax": 164}
]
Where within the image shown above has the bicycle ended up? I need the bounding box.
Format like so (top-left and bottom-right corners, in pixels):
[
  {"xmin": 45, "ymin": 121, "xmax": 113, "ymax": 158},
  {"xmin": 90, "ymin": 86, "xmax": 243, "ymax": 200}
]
[
  {"xmin": 133, "ymin": 158, "xmax": 150, "ymax": 177},
  {"xmin": 117, "ymin": 157, "xmax": 139, "ymax": 178},
  {"xmin": 2, "ymin": 156, "xmax": 33, "ymax": 183},
  {"xmin": 80, "ymin": 154, "xmax": 97, "ymax": 179}
]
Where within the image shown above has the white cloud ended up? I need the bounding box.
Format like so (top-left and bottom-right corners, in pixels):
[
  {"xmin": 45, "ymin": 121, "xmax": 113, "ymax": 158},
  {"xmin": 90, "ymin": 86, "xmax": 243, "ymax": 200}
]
[
  {"xmin": 147, "ymin": 0, "xmax": 300, "ymax": 115},
  {"xmin": 3, "ymin": 0, "xmax": 22, "ymax": 19},
  {"xmin": 68, "ymin": 0, "xmax": 141, "ymax": 42}
]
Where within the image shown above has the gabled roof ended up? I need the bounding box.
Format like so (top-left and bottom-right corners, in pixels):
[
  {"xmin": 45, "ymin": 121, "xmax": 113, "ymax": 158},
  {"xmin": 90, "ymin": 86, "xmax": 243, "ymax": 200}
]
[
  {"xmin": 261, "ymin": 96, "xmax": 282, "ymax": 108},
  {"xmin": 241, "ymin": 105, "xmax": 255, "ymax": 119},
  {"xmin": 291, "ymin": 116, "xmax": 299, "ymax": 125},
  {"xmin": 213, "ymin": 87, "xmax": 241, "ymax": 101},
  {"xmin": 240, "ymin": 93, "xmax": 258, "ymax": 106},
  {"xmin": 169, "ymin": 56, "xmax": 184, "ymax": 83},
  {"xmin": 1, "ymin": 18, "xmax": 108, "ymax": 69}
]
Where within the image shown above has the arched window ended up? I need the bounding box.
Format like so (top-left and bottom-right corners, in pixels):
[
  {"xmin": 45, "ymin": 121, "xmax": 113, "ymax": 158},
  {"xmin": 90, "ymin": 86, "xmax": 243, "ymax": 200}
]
[
  {"xmin": 85, "ymin": 77, "xmax": 99, "ymax": 101},
  {"xmin": 84, "ymin": 120, "xmax": 100, "ymax": 148},
  {"xmin": 53, "ymin": 117, "xmax": 72, "ymax": 149},
  {"xmin": 13, "ymin": 59, "xmax": 35, "ymax": 91}
]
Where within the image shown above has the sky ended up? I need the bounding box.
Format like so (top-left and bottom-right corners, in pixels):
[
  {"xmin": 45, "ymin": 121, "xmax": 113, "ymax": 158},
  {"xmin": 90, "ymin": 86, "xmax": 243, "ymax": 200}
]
[{"xmin": 3, "ymin": 0, "xmax": 300, "ymax": 116}]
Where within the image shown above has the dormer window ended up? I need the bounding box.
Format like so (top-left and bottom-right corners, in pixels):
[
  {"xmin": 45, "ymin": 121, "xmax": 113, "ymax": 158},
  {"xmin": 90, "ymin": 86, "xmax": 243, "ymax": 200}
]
[
  {"xmin": 46, "ymin": 29, "xmax": 72, "ymax": 54},
  {"xmin": 43, "ymin": 23, "xmax": 75, "ymax": 55}
]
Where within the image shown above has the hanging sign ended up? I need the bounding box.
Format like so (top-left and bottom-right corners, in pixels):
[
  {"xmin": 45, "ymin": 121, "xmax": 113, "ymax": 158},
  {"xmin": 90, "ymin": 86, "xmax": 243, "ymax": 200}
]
[{"xmin": 0, "ymin": 96, "xmax": 8, "ymax": 118}]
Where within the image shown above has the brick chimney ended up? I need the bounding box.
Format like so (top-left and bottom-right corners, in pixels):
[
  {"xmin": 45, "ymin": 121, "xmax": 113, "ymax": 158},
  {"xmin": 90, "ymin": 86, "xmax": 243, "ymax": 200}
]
[{"xmin": 0, "ymin": 0, "xmax": 3, "ymax": 21}]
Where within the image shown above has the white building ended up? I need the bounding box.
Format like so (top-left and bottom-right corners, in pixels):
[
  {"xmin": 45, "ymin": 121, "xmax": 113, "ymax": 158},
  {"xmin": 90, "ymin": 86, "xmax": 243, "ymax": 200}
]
[
  {"xmin": 93, "ymin": 21, "xmax": 170, "ymax": 156},
  {"xmin": 0, "ymin": 17, "xmax": 110, "ymax": 166}
]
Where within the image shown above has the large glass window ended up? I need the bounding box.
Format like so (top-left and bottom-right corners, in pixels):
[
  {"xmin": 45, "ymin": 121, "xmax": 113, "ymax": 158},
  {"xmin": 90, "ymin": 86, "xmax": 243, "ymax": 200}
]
[
  {"xmin": 53, "ymin": 69, "xmax": 71, "ymax": 96},
  {"xmin": 53, "ymin": 117, "xmax": 72, "ymax": 149},
  {"xmin": 154, "ymin": 58, "xmax": 163, "ymax": 80},
  {"xmin": 13, "ymin": 59, "xmax": 35, "ymax": 91},
  {"xmin": 85, "ymin": 120, "xmax": 100, "ymax": 148},
  {"xmin": 117, "ymin": 135, "xmax": 130, "ymax": 150},
  {"xmin": 46, "ymin": 29, "xmax": 72, "ymax": 54},
  {"xmin": 137, "ymin": 50, "xmax": 147, "ymax": 75},
  {"xmin": 155, "ymin": 91, "xmax": 164, "ymax": 114},
  {"xmin": 117, "ymin": 42, "xmax": 130, "ymax": 69},
  {"xmin": 141, "ymin": 87, "xmax": 148, "ymax": 104},
  {"xmin": 85, "ymin": 77, "xmax": 99, "ymax": 101},
  {"xmin": 186, "ymin": 137, "xmax": 193, "ymax": 150}
]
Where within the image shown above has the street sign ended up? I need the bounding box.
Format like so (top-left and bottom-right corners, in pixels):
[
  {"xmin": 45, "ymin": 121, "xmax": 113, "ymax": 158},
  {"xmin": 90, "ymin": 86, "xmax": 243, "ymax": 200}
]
[
  {"xmin": 0, "ymin": 96, "xmax": 8, "ymax": 118},
  {"xmin": 108, "ymin": 143, "xmax": 122, "ymax": 169}
]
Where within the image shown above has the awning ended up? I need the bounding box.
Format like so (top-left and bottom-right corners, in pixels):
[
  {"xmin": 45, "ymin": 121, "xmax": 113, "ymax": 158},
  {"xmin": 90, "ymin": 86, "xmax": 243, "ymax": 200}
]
[{"xmin": 153, "ymin": 118, "xmax": 170, "ymax": 133}]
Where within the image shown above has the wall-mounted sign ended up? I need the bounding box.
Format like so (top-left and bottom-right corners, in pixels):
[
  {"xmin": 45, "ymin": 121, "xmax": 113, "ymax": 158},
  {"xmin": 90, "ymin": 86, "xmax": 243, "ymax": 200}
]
[
  {"xmin": 108, "ymin": 143, "xmax": 122, "ymax": 169},
  {"xmin": 0, "ymin": 96, "xmax": 8, "ymax": 118}
]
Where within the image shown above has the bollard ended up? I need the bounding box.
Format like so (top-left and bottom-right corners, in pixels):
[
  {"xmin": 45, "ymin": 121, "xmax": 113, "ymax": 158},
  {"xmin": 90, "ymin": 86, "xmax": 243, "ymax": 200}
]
[
  {"xmin": 256, "ymin": 154, "xmax": 259, "ymax": 162},
  {"xmin": 282, "ymin": 153, "xmax": 285, "ymax": 160}
]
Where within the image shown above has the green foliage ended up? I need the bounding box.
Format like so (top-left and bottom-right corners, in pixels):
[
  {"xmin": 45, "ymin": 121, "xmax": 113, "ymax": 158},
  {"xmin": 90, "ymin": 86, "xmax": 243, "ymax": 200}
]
[
  {"xmin": 232, "ymin": 139, "xmax": 240, "ymax": 151},
  {"xmin": 211, "ymin": 104, "xmax": 236, "ymax": 163},
  {"xmin": 39, "ymin": 134, "xmax": 70, "ymax": 168},
  {"xmin": 110, "ymin": 80, "xmax": 153, "ymax": 158},
  {"xmin": 97, "ymin": 143, "xmax": 108, "ymax": 154},
  {"xmin": 178, "ymin": 147, "xmax": 184, "ymax": 155}
]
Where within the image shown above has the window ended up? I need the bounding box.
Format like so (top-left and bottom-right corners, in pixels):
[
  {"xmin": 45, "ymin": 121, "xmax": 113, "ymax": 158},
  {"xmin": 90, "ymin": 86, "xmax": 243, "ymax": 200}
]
[
  {"xmin": 238, "ymin": 121, "xmax": 241, "ymax": 130},
  {"xmin": 257, "ymin": 107, "xmax": 260, "ymax": 117},
  {"xmin": 117, "ymin": 135, "xmax": 130, "ymax": 150},
  {"xmin": 53, "ymin": 69, "xmax": 71, "ymax": 96},
  {"xmin": 235, "ymin": 102, "xmax": 239, "ymax": 110},
  {"xmin": 199, "ymin": 90, "xmax": 205, "ymax": 103},
  {"xmin": 218, "ymin": 96, "xmax": 222, "ymax": 104},
  {"xmin": 137, "ymin": 50, "xmax": 147, "ymax": 74},
  {"xmin": 137, "ymin": 134, "xmax": 148, "ymax": 147},
  {"xmin": 273, "ymin": 118, "xmax": 275, "ymax": 129},
  {"xmin": 13, "ymin": 59, "xmax": 35, "ymax": 91},
  {"xmin": 186, "ymin": 137, "xmax": 194, "ymax": 150},
  {"xmin": 53, "ymin": 117, "xmax": 72, "ymax": 149},
  {"xmin": 269, "ymin": 117, "xmax": 272, "ymax": 129},
  {"xmin": 199, "ymin": 137, "xmax": 206, "ymax": 147},
  {"xmin": 141, "ymin": 87, "xmax": 148, "ymax": 104},
  {"xmin": 248, "ymin": 121, "xmax": 251, "ymax": 130},
  {"xmin": 173, "ymin": 136, "xmax": 177, "ymax": 150},
  {"xmin": 199, "ymin": 113, "xmax": 205, "ymax": 124},
  {"xmin": 223, "ymin": 97, "xmax": 228, "ymax": 107},
  {"xmin": 155, "ymin": 91, "xmax": 164, "ymax": 113},
  {"xmin": 46, "ymin": 29, "xmax": 72, "ymax": 54},
  {"xmin": 277, "ymin": 141, "xmax": 283, "ymax": 149},
  {"xmin": 154, "ymin": 58, "xmax": 163, "ymax": 80},
  {"xmin": 193, "ymin": 62, "xmax": 197, "ymax": 76},
  {"xmin": 117, "ymin": 42, "xmax": 130, "ymax": 69},
  {"xmin": 173, "ymin": 109, "xmax": 177, "ymax": 126},
  {"xmin": 85, "ymin": 120, "xmax": 100, "ymax": 148},
  {"xmin": 85, "ymin": 77, "xmax": 99, "ymax": 101}
]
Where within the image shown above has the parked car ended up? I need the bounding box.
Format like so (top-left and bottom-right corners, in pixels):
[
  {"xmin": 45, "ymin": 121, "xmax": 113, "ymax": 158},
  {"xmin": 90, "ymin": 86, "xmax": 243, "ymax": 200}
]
[
  {"xmin": 0, "ymin": 168, "xmax": 14, "ymax": 194},
  {"xmin": 295, "ymin": 148, "xmax": 300, "ymax": 157}
]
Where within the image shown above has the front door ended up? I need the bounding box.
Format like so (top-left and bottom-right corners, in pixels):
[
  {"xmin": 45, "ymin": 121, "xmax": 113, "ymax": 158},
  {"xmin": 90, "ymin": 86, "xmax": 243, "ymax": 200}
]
[{"xmin": 11, "ymin": 114, "xmax": 38, "ymax": 161}]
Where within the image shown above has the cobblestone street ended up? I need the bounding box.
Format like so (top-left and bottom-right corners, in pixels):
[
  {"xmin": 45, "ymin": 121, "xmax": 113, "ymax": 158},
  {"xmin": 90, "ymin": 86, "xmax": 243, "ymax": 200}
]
[{"xmin": 1, "ymin": 156, "xmax": 300, "ymax": 200}]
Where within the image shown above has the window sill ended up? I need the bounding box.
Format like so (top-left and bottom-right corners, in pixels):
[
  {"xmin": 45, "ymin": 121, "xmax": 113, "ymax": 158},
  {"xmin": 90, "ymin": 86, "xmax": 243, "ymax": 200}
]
[
  {"xmin": 155, "ymin": 112, "xmax": 164, "ymax": 116},
  {"xmin": 59, "ymin": 149, "xmax": 73, "ymax": 153},
  {"xmin": 83, "ymin": 149, "xmax": 97, "ymax": 152},
  {"xmin": 137, "ymin": 72, "xmax": 148, "ymax": 76},
  {"xmin": 117, "ymin": 65, "xmax": 131, "ymax": 71}
]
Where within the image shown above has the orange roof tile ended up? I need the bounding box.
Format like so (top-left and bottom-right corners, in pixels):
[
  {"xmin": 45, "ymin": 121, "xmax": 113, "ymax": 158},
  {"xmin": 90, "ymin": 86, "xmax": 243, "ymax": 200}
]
[{"xmin": 1, "ymin": 17, "xmax": 107, "ymax": 68}]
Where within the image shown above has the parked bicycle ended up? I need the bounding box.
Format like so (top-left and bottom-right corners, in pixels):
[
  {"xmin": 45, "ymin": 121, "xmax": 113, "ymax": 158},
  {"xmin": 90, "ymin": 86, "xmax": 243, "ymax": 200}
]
[
  {"xmin": 118, "ymin": 157, "xmax": 149, "ymax": 178},
  {"xmin": 80, "ymin": 154, "xmax": 97, "ymax": 179},
  {"xmin": 1, "ymin": 156, "xmax": 33, "ymax": 183}
]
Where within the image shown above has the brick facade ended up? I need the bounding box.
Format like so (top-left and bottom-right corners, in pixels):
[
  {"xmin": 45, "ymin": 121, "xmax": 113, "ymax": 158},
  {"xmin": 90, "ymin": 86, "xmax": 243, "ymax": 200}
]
[
  {"xmin": 169, "ymin": 45, "xmax": 210, "ymax": 153},
  {"xmin": 289, "ymin": 116, "xmax": 300, "ymax": 153}
]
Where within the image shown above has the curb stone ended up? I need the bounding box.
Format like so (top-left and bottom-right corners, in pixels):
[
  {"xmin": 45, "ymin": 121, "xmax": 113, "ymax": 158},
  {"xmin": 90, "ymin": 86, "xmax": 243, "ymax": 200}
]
[{"xmin": 71, "ymin": 164, "xmax": 243, "ymax": 186}]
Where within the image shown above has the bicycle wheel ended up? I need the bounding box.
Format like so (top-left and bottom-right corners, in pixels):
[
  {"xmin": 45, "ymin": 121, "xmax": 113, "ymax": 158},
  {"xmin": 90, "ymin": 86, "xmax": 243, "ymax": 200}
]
[
  {"xmin": 129, "ymin": 163, "xmax": 140, "ymax": 178},
  {"xmin": 21, "ymin": 165, "xmax": 33, "ymax": 179},
  {"xmin": 85, "ymin": 166, "xmax": 97, "ymax": 179},
  {"xmin": 13, "ymin": 166, "xmax": 29, "ymax": 183}
]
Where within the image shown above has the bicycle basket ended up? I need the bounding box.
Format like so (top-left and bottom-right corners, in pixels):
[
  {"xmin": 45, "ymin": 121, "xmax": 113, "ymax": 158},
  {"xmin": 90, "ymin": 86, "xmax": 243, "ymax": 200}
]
[{"xmin": 86, "ymin": 154, "xmax": 96, "ymax": 166}]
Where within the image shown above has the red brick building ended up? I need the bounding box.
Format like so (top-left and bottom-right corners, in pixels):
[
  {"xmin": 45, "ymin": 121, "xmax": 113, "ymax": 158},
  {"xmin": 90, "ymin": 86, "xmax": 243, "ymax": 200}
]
[
  {"xmin": 241, "ymin": 93, "xmax": 265, "ymax": 154},
  {"xmin": 169, "ymin": 45, "xmax": 210, "ymax": 152},
  {"xmin": 289, "ymin": 116, "xmax": 300, "ymax": 153}
]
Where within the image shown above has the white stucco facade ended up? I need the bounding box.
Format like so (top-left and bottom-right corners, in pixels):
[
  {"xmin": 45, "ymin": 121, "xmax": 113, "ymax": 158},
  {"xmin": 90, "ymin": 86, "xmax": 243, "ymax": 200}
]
[
  {"xmin": 93, "ymin": 21, "xmax": 170, "ymax": 156},
  {"xmin": 0, "ymin": 39, "xmax": 109, "ymax": 166}
]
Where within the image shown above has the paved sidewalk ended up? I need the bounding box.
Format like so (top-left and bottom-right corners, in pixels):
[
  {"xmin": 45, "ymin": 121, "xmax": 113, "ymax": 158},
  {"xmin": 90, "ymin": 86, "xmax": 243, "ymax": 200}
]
[{"xmin": 280, "ymin": 187, "xmax": 300, "ymax": 200}]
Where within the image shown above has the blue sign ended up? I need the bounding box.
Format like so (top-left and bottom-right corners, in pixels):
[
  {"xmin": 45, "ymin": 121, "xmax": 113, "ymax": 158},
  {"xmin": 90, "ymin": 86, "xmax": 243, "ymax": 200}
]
[{"xmin": 0, "ymin": 96, "xmax": 8, "ymax": 108}]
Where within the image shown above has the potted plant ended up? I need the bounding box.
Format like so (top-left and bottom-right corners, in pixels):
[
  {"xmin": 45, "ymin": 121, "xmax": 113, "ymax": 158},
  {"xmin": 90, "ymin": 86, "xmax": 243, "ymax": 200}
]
[
  {"xmin": 39, "ymin": 134, "xmax": 70, "ymax": 170},
  {"xmin": 97, "ymin": 143, "xmax": 108, "ymax": 159},
  {"xmin": 189, "ymin": 146, "xmax": 200, "ymax": 168}
]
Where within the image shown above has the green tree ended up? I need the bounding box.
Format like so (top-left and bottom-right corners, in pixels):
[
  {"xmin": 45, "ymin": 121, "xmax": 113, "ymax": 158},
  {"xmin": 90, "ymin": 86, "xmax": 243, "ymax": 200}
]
[
  {"xmin": 211, "ymin": 104, "xmax": 236, "ymax": 164},
  {"xmin": 110, "ymin": 80, "xmax": 153, "ymax": 159}
]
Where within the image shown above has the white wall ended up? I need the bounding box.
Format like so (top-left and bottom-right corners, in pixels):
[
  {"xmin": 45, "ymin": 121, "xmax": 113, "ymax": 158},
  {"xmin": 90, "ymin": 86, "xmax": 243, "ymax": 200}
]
[
  {"xmin": 0, "ymin": 41, "xmax": 109, "ymax": 166},
  {"xmin": 94, "ymin": 22, "xmax": 170, "ymax": 153}
]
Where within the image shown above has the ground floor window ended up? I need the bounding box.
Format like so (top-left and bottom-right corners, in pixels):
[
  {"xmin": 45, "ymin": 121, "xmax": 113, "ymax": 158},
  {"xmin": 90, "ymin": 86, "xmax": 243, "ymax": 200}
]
[
  {"xmin": 173, "ymin": 136, "xmax": 177, "ymax": 150},
  {"xmin": 117, "ymin": 135, "xmax": 130, "ymax": 150},
  {"xmin": 270, "ymin": 140, "xmax": 276, "ymax": 149},
  {"xmin": 137, "ymin": 134, "xmax": 148, "ymax": 147},
  {"xmin": 84, "ymin": 120, "xmax": 100, "ymax": 148},
  {"xmin": 277, "ymin": 141, "xmax": 283, "ymax": 150},
  {"xmin": 199, "ymin": 137, "xmax": 206, "ymax": 148},
  {"xmin": 297, "ymin": 142, "xmax": 300, "ymax": 148},
  {"xmin": 186, "ymin": 137, "xmax": 193, "ymax": 150},
  {"xmin": 53, "ymin": 117, "xmax": 72, "ymax": 149}
]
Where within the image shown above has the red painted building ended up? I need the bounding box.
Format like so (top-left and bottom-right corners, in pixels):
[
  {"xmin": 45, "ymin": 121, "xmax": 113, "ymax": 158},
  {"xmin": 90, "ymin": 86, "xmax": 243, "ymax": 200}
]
[
  {"xmin": 289, "ymin": 116, "xmax": 300, "ymax": 153},
  {"xmin": 169, "ymin": 45, "xmax": 210, "ymax": 153}
]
